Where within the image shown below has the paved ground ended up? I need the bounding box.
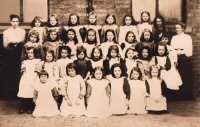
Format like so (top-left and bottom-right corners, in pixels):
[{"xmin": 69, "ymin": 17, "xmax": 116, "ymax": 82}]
[{"xmin": 0, "ymin": 98, "xmax": 200, "ymax": 127}]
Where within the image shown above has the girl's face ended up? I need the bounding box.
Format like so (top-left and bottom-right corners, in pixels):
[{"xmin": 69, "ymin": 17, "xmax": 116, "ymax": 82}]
[
  {"xmin": 127, "ymin": 33, "xmax": 135, "ymax": 42},
  {"xmin": 61, "ymin": 49, "xmax": 68, "ymax": 59},
  {"xmin": 156, "ymin": 18, "xmax": 163, "ymax": 27},
  {"xmin": 110, "ymin": 49, "xmax": 118, "ymax": 58},
  {"xmin": 89, "ymin": 15, "xmax": 96, "ymax": 24},
  {"xmin": 67, "ymin": 68, "xmax": 76, "ymax": 77},
  {"xmin": 126, "ymin": 50, "xmax": 134, "ymax": 59},
  {"xmin": 93, "ymin": 49, "xmax": 100, "ymax": 59},
  {"xmin": 107, "ymin": 16, "xmax": 114, "ymax": 25},
  {"xmin": 46, "ymin": 53, "xmax": 53, "ymax": 62},
  {"xmin": 68, "ymin": 31, "xmax": 75, "ymax": 40},
  {"xmin": 40, "ymin": 75, "xmax": 48, "ymax": 83},
  {"xmin": 35, "ymin": 20, "xmax": 41, "ymax": 27},
  {"xmin": 113, "ymin": 67, "xmax": 122, "ymax": 78},
  {"xmin": 142, "ymin": 49, "xmax": 149, "ymax": 58},
  {"xmin": 175, "ymin": 24, "xmax": 183, "ymax": 35},
  {"xmin": 78, "ymin": 52, "xmax": 85, "ymax": 60},
  {"xmin": 161, "ymin": 37, "xmax": 169, "ymax": 45},
  {"xmin": 11, "ymin": 18, "xmax": 19, "ymax": 28},
  {"xmin": 157, "ymin": 45, "xmax": 165, "ymax": 56},
  {"xmin": 94, "ymin": 70, "xmax": 103, "ymax": 80},
  {"xmin": 107, "ymin": 32, "xmax": 114, "ymax": 42},
  {"xmin": 30, "ymin": 34, "xmax": 38, "ymax": 43},
  {"xmin": 50, "ymin": 32, "xmax": 57, "ymax": 41},
  {"xmin": 125, "ymin": 17, "xmax": 132, "ymax": 26},
  {"xmin": 71, "ymin": 15, "xmax": 78, "ymax": 25},
  {"xmin": 151, "ymin": 68, "xmax": 159, "ymax": 78},
  {"xmin": 142, "ymin": 13, "xmax": 149, "ymax": 22},
  {"xmin": 144, "ymin": 31, "xmax": 150, "ymax": 41},
  {"xmin": 88, "ymin": 31, "xmax": 95, "ymax": 41},
  {"xmin": 131, "ymin": 71, "xmax": 140, "ymax": 80},
  {"xmin": 50, "ymin": 17, "xmax": 57, "ymax": 26},
  {"xmin": 27, "ymin": 49, "xmax": 34, "ymax": 60}
]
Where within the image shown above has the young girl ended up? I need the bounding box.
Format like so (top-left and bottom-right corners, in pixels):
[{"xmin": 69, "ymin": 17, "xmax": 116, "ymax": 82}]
[
  {"xmin": 90, "ymin": 46, "xmax": 104, "ymax": 69},
  {"xmin": 17, "ymin": 47, "xmax": 41, "ymax": 114},
  {"xmin": 137, "ymin": 11, "xmax": 153, "ymax": 38},
  {"xmin": 32, "ymin": 70, "xmax": 60, "ymax": 117},
  {"xmin": 43, "ymin": 29, "xmax": 62, "ymax": 60},
  {"xmin": 107, "ymin": 63, "xmax": 130, "ymax": 115},
  {"xmin": 138, "ymin": 46, "xmax": 152, "ymax": 79},
  {"xmin": 83, "ymin": 28, "xmax": 98, "ymax": 58},
  {"xmin": 124, "ymin": 47, "xmax": 139, "ymax": 77},
  {"xmin": 103, "ymin": 45, "xmax": 126, "ymax": 76},
  {"xmin": 64, "ymin": 13, "xmax": 84, "ymax": 44},
  {"xmin": 37, "ymin": 50, "xmax": 58, "ymax": 82},
  {"xmin": 22, "ymin": 30, "xmax": 45, "ymax": 60},
  {"xmin": 146, "ymin": 65, "xmax": 168, "ymax": 114},
  {"xmin": 151, "ymin": 43, "xmax": 182, "ymax": 100},
  {"xmin": 119, "ymin": 14, "xmax": 139, "ymax": 45},
  {"xmin": 84, "ymin": 12, "xmax": 102, "ymax": 44},
  {"xmin": 86, "ymin": 66, "xmax": 111, "ymax": 118},
  {"xmin": 101, "ymin": 14, "xmax": 119, "ymax": 42},
  {"xmin": 100, "ymin": 29, "xmax": 122, "ymax": 59},
  {"xmin": 62, "ymin": 28, "xmax": 80, "ymax": 59},
  {"xmin": 60, "ymin": 63, "xmax": 86, "ymax": 117},
  {"xmin": 138, "ymin": 29, "xmax": 156, "ymax": 55},
  {"xmin": 29, "ymin": 16, "xmax": 46, "ymax": 44},
  {"xmin": 128, "ymin": 67, "xmax": 148, "ymax": 115},
  {"xmin": 56, "ymin": 46, "xmax": 73, "ymax": 78},
  {"xmin": 73, "ymin": 46, "xmax": 92, "ymax": 81}
]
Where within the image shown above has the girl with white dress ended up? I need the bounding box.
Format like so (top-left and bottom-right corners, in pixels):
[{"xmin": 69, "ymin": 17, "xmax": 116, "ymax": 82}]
[
  {"xmin": 18, "ymin": 47, "xmax": 41, "ymax": 114},
  {"xmin": 60, "ymin": 63, "xmax": 86, "ymax": 117},
  {"xmin": 32, "ymin": 70, "xmax": 60, "ymax": 117},
  {"xmin": 86, "ymin": 66, "xmax": 111, "ymax": 118},
  {"xmin": 128, "ymin": 67, "xmax": 148, "ymax": 115},
  {"xmin": 107, "ymin": 63, "xmax": 130, "ymax": 115},
  {"xmin": 90, "ymin": 46, "xmax": 104, "ymax": 69},
  {"xmin": 146, "ymin": 65, "xmax": 168, "ymax": 114}
]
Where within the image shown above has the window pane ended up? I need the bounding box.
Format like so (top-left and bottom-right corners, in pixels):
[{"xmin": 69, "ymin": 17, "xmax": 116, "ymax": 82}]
[
  {"xmin": 159, "ymin": 0, "xmax": 182, "ymax": 21},
  {"xmin": 23, "ymin": 0, "xmax": 48, "ymax": 22},
  {"xmin": 0, "ymin": 0, "xmax": 20, "ymax": 23},
  {"xmin": 132, "ymin": 0, "xmax": 156, "ymax": 22}
]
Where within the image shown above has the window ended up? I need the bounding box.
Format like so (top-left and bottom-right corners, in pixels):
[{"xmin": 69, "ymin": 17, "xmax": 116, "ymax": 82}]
[
  {"xmin": 0, "ymin": 0, "xmax": 48, "ymax": 23},
  {"xmin": 132, "ymin": 0, "xmax": 186, "ymax": 23}
]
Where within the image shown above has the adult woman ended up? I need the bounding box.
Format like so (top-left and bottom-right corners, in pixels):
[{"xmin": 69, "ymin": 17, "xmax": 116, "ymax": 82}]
[
  {"xmin": 3, "ymin": 14, "xmax": 26, "ymax": 99},
  {"xmin": 170, "ymin": 22, "xmax": 194, "ymax": 100}
]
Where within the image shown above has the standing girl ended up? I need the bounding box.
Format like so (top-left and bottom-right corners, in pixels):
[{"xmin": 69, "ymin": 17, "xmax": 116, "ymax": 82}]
[
  {"xmin": 146, "ymin": 65, "xmax": 168, "ymax": 114},
  {"xmin": 84, "ymin": 12, "xmax": 102, "ymax": 44},
  {"xmin": 119, "ymin": 14, "xmax": 139, "ymax": 45},
  {"xmin": 47, "ymin": 15, "xmax": 62, "ymax": 34},
  {"xmin": 103, "ymin": 45, "xmax": 126, "ymax": 76},
  {"xmin": 137, "ymin": 11, "xmax": 153, "ymax": 38},
  {"xmin": 29, "ymin": 16, "xmax": 46, "ymax": 44},
  {"xmin": 101, "ymin": 29, "xmax": 122, "ymax": 59},
  {"xmin": 107, "ymin": 63, "xmax": 130, "ymax": 115},
  {"xmin": 73, "ymin": 46, "xmax": 92, "ymax": 81},
  {"xmin": 32, "ymin": 70, "xmax": 60, "ymax": 117},
  {"xmin": 83, "ymin": 28, "xmax": 98, "ymax": 58},
  {"xmin": 90, "ymin": 46, "xmax": 104, "ymax": 69},
  {"xmin": 101, "ymin": 14, "xmax": 119, "ymax": 42},
  {"xmin": 86, "ymin": 66, "xmax": 111, "ymax": 118},
  {"xmin": 43, "ymin": 29, "xmax": 62, "ymax": 60},
  {"xmin": 128, "ymin": 67, "xmax": 148, "ymax": 114},
  {"xmin": 64, "ymin": 13, "xmax": 84, "ymax": 44},
  {"xmin": 56, "ymin": 46, "xmax": 73, "ymax": 78},
  {"xmin": 60, "ymin": 63, "xmax": 86, "ymax": 117},
  {"xmin": 17, "ymin": 47, "xmax": 41, "ymax": 114}
]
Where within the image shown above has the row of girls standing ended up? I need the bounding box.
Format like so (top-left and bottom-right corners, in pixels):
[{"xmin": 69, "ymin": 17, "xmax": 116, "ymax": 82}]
[{"xmin": 6, "ymin": 10, "xmax": 193, "ymax": 117}]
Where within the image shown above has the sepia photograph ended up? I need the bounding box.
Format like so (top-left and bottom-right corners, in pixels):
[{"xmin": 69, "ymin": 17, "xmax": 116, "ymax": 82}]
[{"xmin": 0, "ymin": 0, "xmax": 199, "ymax": 127}]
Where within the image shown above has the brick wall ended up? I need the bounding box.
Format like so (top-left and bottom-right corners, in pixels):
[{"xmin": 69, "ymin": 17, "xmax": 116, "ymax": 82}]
[{"xmin": 50, "ymin": 0, "xmax": 200, "ymax": 96}]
